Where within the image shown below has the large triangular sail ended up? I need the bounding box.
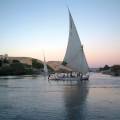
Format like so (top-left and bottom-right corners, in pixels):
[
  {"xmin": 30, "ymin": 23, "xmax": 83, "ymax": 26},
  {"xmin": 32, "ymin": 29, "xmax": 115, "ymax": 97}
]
[{"xmin": 63, "ymin": 10, "xmax": 89, "ymax": 74}]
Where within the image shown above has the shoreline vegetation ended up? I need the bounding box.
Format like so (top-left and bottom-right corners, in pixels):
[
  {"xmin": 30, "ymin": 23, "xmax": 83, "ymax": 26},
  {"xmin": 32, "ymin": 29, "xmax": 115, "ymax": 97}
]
[
  {"xmin": 99, "ymin": 65, "xmax": 120, "ymax": 76},
  {"xmin": 0, "ymin": 55, "xmax": 120, "ymax": 77},
  {"xmin": 0, "ymin": 56, "xmax": 54, "ymax": 76}
]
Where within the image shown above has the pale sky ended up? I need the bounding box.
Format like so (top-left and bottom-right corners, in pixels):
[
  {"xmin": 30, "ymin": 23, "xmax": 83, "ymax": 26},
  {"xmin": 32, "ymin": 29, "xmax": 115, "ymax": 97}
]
[{"xmin": 0, "ymin": 0, "xmax": 120, "ymax": 67}]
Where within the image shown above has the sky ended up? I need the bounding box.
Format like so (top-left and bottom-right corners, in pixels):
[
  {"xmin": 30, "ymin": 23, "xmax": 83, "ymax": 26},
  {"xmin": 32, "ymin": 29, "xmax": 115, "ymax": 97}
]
[{"xmin": 0, "ymin": 0, "xmax": 120, "ymax": 67}]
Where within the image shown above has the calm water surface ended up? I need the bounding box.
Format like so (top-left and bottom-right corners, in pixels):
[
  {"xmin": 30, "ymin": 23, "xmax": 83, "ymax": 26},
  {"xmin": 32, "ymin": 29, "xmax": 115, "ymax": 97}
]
[{"xmin": 0, "ymin": 73, "xmax": 120, "ymax": 120}]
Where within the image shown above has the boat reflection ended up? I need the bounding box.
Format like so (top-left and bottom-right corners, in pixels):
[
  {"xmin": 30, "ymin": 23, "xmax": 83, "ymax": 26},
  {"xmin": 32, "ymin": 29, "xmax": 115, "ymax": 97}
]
[{"xmin": 63, "ymin": 81, "xmax": 89, "ymax": 120}]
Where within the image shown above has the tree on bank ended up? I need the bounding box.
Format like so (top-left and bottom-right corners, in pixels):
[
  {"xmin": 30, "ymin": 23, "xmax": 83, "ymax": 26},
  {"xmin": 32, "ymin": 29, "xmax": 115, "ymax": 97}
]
[
  {"xmin": 0, "ymin": 59, "xmax": 33, "ymax": 75},
  {"xmin": 32, "ymin": 59, "xmax": 44, "ymax": 69},
  {"xmin": 111, "ymin": 65, "xmax": 120, "ymax": 76},
  {"xmin": 99, "ymin": 65, "xmax": 110, "ymax": 71}
]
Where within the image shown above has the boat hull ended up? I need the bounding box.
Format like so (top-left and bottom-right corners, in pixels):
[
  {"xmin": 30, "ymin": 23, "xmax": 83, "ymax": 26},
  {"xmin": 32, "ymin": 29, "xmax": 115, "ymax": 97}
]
[{"xmin": 48, "ymin": 75, "xmax": 89, "ymax": 81}]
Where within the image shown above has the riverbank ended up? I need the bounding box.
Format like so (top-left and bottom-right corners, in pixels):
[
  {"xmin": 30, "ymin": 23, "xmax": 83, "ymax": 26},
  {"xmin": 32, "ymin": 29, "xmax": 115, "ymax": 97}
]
[
  {"xmin": 99, "ymin": 65, "xmax": 120, "ymax": 76},
  {"xmin": 0, "ymin": 56, "xmax": 53, "ymax": 76}
]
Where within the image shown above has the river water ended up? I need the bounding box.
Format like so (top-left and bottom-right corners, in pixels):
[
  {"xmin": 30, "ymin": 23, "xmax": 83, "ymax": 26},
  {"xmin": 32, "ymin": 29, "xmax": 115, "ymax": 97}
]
[{"xmin": 0, "ymin": 73, "xmax": 120, "ymax": 120}]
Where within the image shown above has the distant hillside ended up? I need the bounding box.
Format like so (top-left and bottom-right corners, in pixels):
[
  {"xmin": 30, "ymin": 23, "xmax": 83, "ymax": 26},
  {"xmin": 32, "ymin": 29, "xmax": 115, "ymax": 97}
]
[{"xmin": 8, "ymin": 57, "xmax": 43, "ymax": 65}]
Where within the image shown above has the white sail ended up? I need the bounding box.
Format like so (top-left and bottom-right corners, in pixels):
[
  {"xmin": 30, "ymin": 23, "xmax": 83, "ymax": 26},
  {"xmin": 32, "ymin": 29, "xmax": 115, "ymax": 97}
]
[
  {"xmin": 44, "ymin": 56, "xmax": 48, "ymax": 75},
  {"xmin": 63, "ymin": 10, "xmax": 89, "ymax": 74}
]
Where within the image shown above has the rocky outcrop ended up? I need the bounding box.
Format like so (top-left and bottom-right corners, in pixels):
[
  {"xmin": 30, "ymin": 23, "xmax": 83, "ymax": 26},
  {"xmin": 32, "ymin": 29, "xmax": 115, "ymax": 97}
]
[{"xmin": 47, "ymin": 61, "xmax": 72, "ymax": 72}]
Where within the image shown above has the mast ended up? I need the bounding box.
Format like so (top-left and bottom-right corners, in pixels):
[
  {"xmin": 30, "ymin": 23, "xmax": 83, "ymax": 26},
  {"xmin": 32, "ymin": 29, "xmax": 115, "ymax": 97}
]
[{"xmin": 63, "ymin": 9, "xmax": 89, "ymax": 74}]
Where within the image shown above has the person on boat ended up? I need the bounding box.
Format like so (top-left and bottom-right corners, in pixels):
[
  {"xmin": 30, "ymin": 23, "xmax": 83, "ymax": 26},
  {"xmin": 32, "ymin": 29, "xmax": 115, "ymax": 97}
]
[
  {"xmin": 78, "ymin": 72, "xmax": 81, "ymax": 77},
  {"xmin": 80, "ymin": 73, "xmax": 83, "ymax": 81},
  {"xmin": 70, "ymin": 72, "xmax": 73, "ymax": 77},
  {"xmin": 77, "ymin": 72, "xmax": 80, "ymax": 77},
  {"xmin": 63, "ymin": 74, "xmax": 65, "ymax": 78},
  {"xmin": 48, "ymin": 74, "xmax": 51, "ymax": 80}
]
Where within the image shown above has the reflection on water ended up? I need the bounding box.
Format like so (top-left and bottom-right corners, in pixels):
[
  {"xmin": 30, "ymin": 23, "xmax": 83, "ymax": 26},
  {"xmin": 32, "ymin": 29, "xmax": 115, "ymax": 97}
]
[
  {"xmin": 64, "ymin": 81, "xmax": 89, "ymax": 120},
  {"xmin": 0, "ymin": 73, "xmax": 120, "ymax": 120}
]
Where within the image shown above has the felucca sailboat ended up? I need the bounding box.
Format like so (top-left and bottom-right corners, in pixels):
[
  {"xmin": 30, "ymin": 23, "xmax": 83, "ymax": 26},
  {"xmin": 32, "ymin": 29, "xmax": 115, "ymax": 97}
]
[
  {"xmin": 48, "ymin": 9, "xmax": 89, "ymax": 80},
  {"xmin": 62, "ymin": 9, "xmax": 89, "ymax": 80}
]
